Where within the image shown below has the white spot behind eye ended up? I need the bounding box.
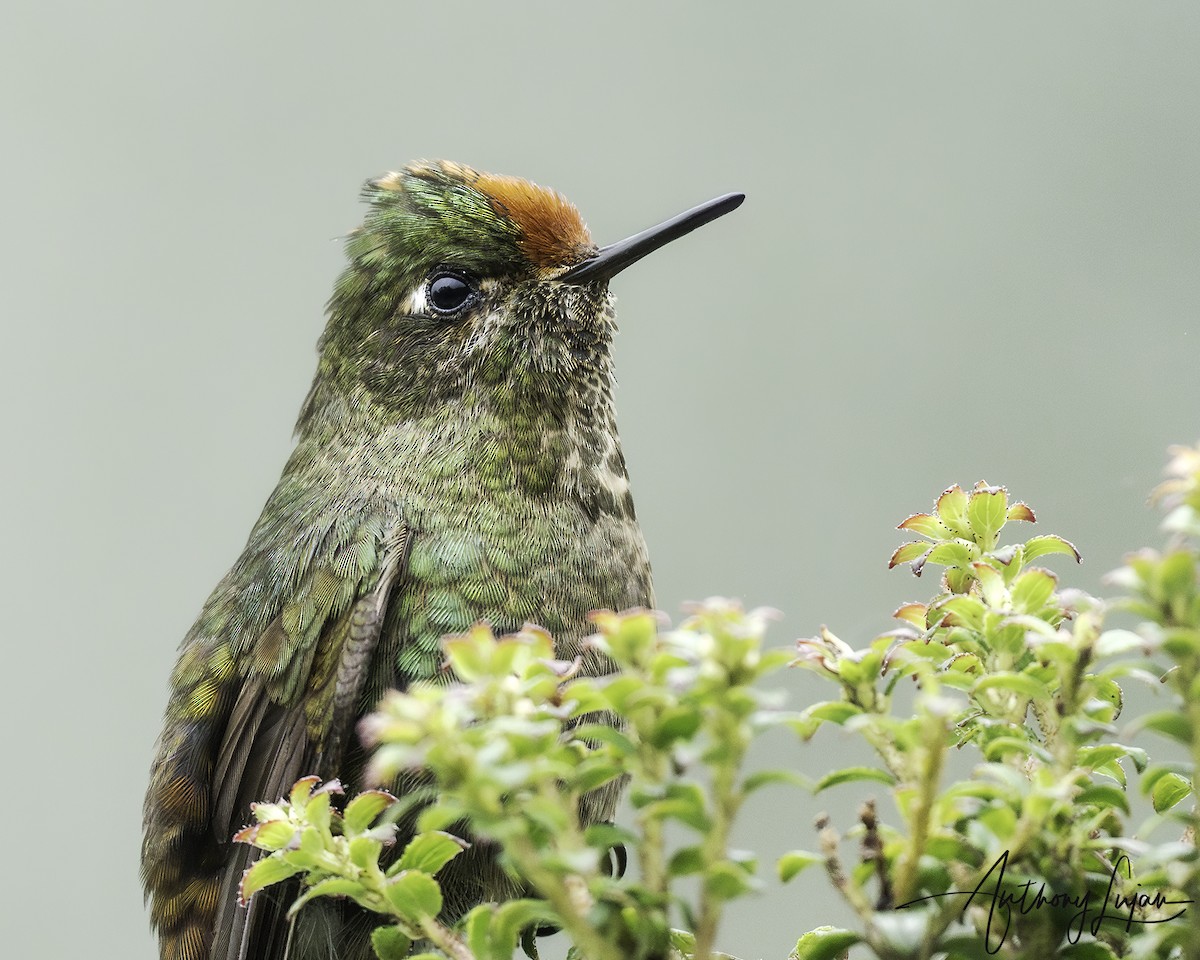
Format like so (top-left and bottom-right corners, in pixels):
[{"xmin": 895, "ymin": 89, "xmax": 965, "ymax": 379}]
[{"xmin": 407, "ymin": 285, "xmax": 429, "ymax": 315}]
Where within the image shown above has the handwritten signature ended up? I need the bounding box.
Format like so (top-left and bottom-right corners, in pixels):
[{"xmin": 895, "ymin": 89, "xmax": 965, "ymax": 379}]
[{"xmin": 895, "ymin": 849, "xmax": 1192, "ymax": 953}]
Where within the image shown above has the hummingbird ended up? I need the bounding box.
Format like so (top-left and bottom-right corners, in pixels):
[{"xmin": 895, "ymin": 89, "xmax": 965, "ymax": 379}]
[{"xmin": 141, "ymin": 160, "xmax": 744, "ymax": 960}]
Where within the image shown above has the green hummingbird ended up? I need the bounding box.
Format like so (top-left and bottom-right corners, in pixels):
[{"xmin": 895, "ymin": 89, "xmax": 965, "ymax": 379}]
[{"xmin": 141, "ymin": 160, "xmax": 743, "ymax": 960}]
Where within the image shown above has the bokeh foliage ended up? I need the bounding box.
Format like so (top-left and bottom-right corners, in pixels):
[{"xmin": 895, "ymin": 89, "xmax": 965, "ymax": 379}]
[{"xmin": 237, "ymin": 448, "xmax": 1200, "ymax": 960}]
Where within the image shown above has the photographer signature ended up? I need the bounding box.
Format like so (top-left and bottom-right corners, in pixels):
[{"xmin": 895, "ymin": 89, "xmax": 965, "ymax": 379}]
[{"xmin": 895, "ymin": 849, "xmax": 1192, "ymax": 953}]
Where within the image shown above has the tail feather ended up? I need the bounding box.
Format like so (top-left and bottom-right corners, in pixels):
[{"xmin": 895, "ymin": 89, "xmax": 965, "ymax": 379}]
[
  {"xmin": 142, "ymin": 637, "xmax": 237, "ymax": 960},
  {"xmin": 210, "ymin": 705, "xmax": 308, "ymax": 960}
]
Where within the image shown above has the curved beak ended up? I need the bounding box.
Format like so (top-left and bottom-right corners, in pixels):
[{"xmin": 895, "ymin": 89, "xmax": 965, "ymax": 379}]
[{"xmin": 558, "ymin": 192, "xmax": 745, "ymax": 285}]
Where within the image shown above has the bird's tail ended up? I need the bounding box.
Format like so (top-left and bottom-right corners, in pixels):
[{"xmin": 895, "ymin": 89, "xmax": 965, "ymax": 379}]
[{"xmin": 141, "ymin": 634, "xmax": 238, "ymax": 960}]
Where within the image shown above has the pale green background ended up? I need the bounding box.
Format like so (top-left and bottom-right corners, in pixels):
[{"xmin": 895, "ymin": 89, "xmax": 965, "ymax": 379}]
[{"xmin": 5, "ymin": 3, "xmax": 1200, "ymax": 958}]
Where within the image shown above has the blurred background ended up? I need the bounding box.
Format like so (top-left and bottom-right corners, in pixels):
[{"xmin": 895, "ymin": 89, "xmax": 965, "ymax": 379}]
[{"xmin": 5, "ymin": 2, "xmax": 1200, "ymax": 957}]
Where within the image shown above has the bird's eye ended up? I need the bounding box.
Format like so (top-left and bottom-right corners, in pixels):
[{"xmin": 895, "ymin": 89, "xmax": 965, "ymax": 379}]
[{"xmin": 428, "ymin": 272, "xmax": 476, "ymax": 315}]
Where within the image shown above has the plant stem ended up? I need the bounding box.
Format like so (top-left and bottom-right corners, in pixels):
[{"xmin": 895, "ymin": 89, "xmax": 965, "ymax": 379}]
[
  {"xmin": 693, "ymin": 717, "xmax": 745, "ymax": 960},
  {"xmin": 637, "ymin": 746, "xmax": 668, "ymax": 898},
  {"xmin": 417, "ymin": 916, "xmax": 475, "ymax": 960},
  {"xmin": 507, "ymin": 832, "xmax": 622, "ymax": 960},
  {"xmin": 892, "ymin": 697, "xmax": 947, "ymax": 908}
]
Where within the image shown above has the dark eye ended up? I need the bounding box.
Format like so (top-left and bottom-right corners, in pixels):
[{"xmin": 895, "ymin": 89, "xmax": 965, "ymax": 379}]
[{"xmin": 428, "ymin": 272, "xmax": 476, "ymax": 315}]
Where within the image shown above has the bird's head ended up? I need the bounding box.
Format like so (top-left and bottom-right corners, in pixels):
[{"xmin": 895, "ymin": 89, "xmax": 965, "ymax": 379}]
[{"xmin": 316, "ymin": 160, "xmax": 742, "ymax": 422}]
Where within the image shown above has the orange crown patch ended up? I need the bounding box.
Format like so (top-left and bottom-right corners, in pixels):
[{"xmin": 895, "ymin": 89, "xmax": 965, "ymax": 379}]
[{"xmin": 472, "ymin": 170, "xmax": 594, "ymax": 270}]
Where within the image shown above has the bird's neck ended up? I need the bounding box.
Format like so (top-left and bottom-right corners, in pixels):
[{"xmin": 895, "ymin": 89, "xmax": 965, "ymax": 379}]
[{"xmin": 292, "ymin": 372, "xmax": 634, "ymax": 518}]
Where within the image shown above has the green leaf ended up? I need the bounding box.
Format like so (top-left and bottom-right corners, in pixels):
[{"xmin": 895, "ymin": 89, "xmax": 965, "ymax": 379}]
[
  {"xmin": 344, "ymin": 790, "xmax": 396, "ymax": 835},
  {"xmin": 743, "ymin": 768, "xmax": 805, "ymax": 794},
  {"xmin": 1092, "ymin": 760, "xmax": 1127, "ymax": 787},
  {"xmin": 778, "ymin": 850, "xmax": 821, "ymax": 883},
  {"xmin": 1093, "ymin": 629, "xmax": 1145, "ymax": 658},
  {"xmin": 705, "ymin": 860, "xmax": 755, "ymax": 900},
  {"xmin": 1085, "ymin": 676, "xmax": 1124, "ymax": 722},
  {"xmin": 649, "ymin": 707, "xmax": 703, "ymax": 747},
  {"xmin": 889, "ymin": 541, "xmax": 930, "ymax": 568},
  {"xmin": 1162, "ymin": 627, "xmax": 1200, "ymax": 658},
  {"xmin": 638, "ymin": 783, "xmax": 712, "ymax": 831},
  {"xmin": 464, "ymin": 905, "xmax": 492, "ymax": 960},
  {"xmin": 1078, "ymin": 744, "xmax": 1134, "ymax": 770},
  {"xmin": 493, "ymin": 899, "xmax": 556, "ymax": 957},
  {"xmin": 977, "ymin": 804, "xmax": 1018, "ymax": 843},
  {"xmin": 981, "ymin": 735, "xmax": 1050, "ymax": 764},
  {"xmin": 790, "ymin": 926, "xmax": 862, "ymax": 960},
  {"xmin": 305, "ymin": 790, "xmax": 334, "ymax": 833},
  {"xmin": 289, "ymin": 775, "xmax": 322, "ymax": 808},
  {"xmin": 394, "ymin": 831, "xmax": 468, "ymax": 876},
  {"xmin": 1076, "ymin": 784, "xmax": 1130, "ymax": 815},
  {"xmin": 944, "ymin": 566, "xmax": 974, "ymax": 593},
  {"xmin": 813, "ymin": 767, "xmax": 896, "ymax": 793},
  {"xmin": 1129, "ymin": 710, "xmax": 1193, "ymax": 745},
  {"xmin": 788, "ymin": 716, "xmax": 821, "ymax": 740},
  {"xmin": 599, "ymin": 610, "xmax": 660, "ymax": 665},
  {"xmin": 931, "ymin": 594, "xmax": 985, "ymax": 630},
  {"xmin": 966, "ymin": 486, "xmax": 1007, "ymax": 546},
  {"xmin": 1007, "ymin": 502, "xmax": 1036, "ymax": 523},
  {"xmin": 238, "ymin": 856, "xmax": 302, "ymax": 904},
  {"xmin": 972, "ymin": 561, "xmax": 1006, "ymax": 606},
  {"xmin": 1151, "ymin": 772, "xmax": 1192, "ymax": 813},
  {"xmin": 370, "ymin": 925, "xmax": 412, "ymax": 960},
  {"xmin": 240, "ymin": 819, "xmax": 300, "ymax": 852},
  {"xmin": 289, "ymin": 877, "xmax": 371, "ymax": 916},
  {"xmin": 1023, "ymin": 535, "xmax": 1081, "ymax": 564},
  {"xmin": 943, "ymin": 652, "xmax": 983, "ymax": 676},
  {"xmin": 574, "ymin": 758, "xmax": 624, "ymax": 793},
  {"xmin": 1160, "ymin": 549, "xmax": 1197, "ymax": 597},
  {"xmin": 892, "ymin": 602, "xmax": 928, "ymax": 627},
  {"xmin": 384, "ymin": 870, "xmax": 443, "ymax": 921},
  {"xmin": 442, "ymin": 625, "xmax": 495, "ymax": 681},
  {"xmin": 924, "ymin": 540, "xmax": 977, "ymax": 569},
  {"xmin": 583, "ymin": 820, "xmax": 637, "ymax": 854},
  {"xmin": 1010, "ymin": 569, "xmax": 1056, "ymax": 613},
  {"xmin": 296, "ymin": 825, "xmax": 325, "ymax": 863},
  {"xmin": 973, "ymin": 671, "xmax": 1050, "ymax": 703},
  {"xmin": 935, "ymin": 485, "xmax": 970, "ymax": 536},
  {"xmin": 669, "ymin": 845, "xmax": 705, "ymax": 877},
  {"xmin": 975, "ymin": 761, "xmax": 1030, "ymax": 799},
  {"xmin": 1141, "ymin": 761, "xmax": 1195, "ymax": 793},
  {"xmin": 897, "ymin": 513, "xmax": 951, "ymax": 539},
  {"xmin": 569, "ymin": 723, "xmax": 637, "ymax": 756},
  {"xmin": 804, "ymin": 701, "xmax": 864, "ymax": 725},
  {"xmin": 349, "ymin": 836, "xmax": 382, "ymax": 870},
  {"xmin": 1121, "ymin": 743, "xmax": 1150, "ymax": 772}
]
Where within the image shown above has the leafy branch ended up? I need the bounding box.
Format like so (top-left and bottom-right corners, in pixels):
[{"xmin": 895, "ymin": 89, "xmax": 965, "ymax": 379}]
[
  {"xmin": 237, "ymin": 605, "xmax": 790, "ymax": 960},
  {"xmin": 233, "ymin": 453, "xmax": 1200, "ymax": 960}
]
